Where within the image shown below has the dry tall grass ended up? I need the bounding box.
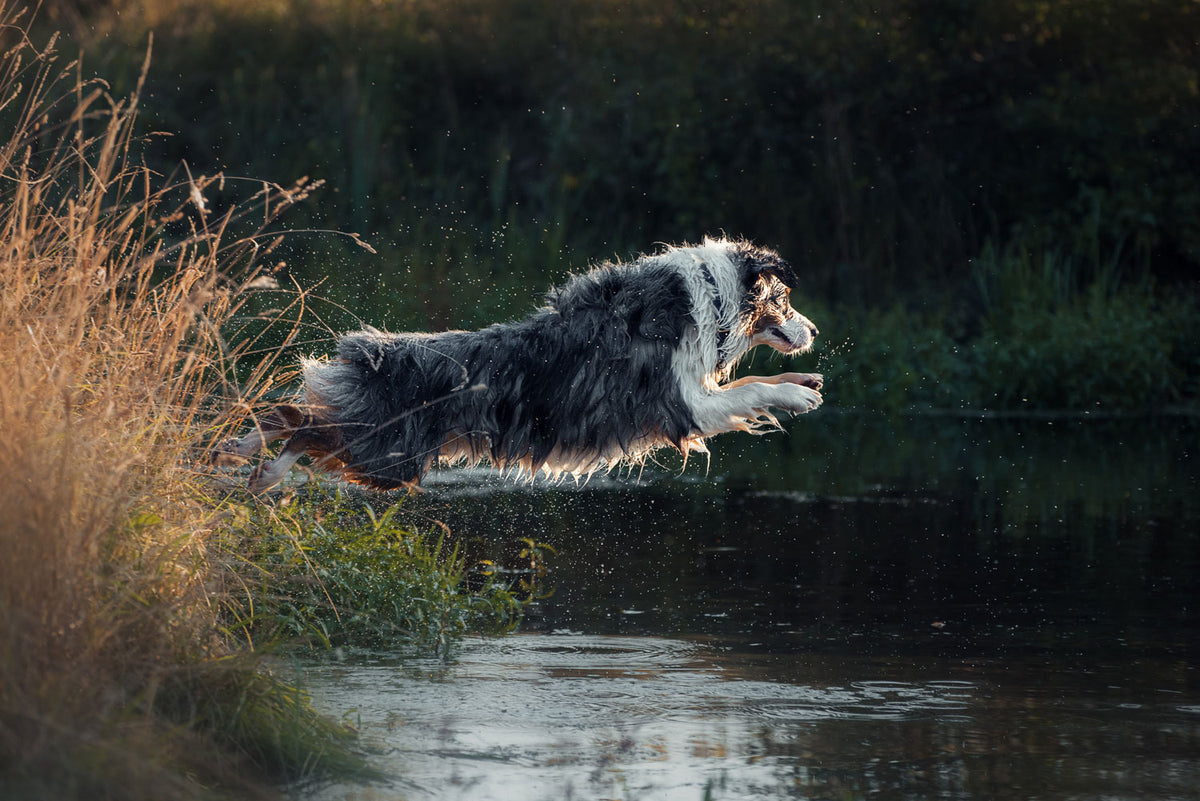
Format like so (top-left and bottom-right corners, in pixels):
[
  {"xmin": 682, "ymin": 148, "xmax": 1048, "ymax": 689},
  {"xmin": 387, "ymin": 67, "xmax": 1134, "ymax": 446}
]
[{"xmin": 0, "ymin": 6, "xmax": 335, "ymax": 798}]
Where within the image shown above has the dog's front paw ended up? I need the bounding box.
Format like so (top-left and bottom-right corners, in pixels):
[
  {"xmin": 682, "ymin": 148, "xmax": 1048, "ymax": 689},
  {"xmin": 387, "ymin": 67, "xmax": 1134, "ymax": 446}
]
[
  {"xmin": 774, "ymin": 382, "xmax": 823, "ymax": 415},
  {"xmin": 777, "ymin": 372, "xmax": 823, "ymax": 391}
]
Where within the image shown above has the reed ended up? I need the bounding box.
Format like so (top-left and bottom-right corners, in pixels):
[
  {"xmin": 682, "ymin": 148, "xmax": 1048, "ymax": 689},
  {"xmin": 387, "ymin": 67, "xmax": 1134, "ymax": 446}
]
[{"xmin": 0, "ymin": 7, "xmax": 356, "ymax": 797}]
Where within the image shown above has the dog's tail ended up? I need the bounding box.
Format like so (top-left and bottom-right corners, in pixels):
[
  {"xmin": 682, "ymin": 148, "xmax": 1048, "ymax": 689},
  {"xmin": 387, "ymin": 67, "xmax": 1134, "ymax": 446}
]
[
  {"xmin": 297, "ymin": 330, "xmax": 452, "ymax": 489},
  {"xmin": 301, "ymin": 328, "xmax": 384, "ymax": 407}
]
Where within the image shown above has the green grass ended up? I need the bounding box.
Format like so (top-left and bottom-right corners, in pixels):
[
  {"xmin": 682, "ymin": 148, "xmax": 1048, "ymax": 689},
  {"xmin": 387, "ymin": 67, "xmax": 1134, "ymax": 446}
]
[
  {"xmin": 964, "ymin": 242, "xmax": 1196, "ymax": 411},
  {"xmin": 217, "ymin": 487, "xmax": 527, "ymax": 654}
]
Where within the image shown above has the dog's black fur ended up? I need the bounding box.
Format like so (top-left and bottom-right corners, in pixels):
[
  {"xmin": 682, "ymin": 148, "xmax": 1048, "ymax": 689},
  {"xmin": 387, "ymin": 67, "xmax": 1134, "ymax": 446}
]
[{"xmin": 218, "ymin": 238, "xmax": 822, "ymax": 491}]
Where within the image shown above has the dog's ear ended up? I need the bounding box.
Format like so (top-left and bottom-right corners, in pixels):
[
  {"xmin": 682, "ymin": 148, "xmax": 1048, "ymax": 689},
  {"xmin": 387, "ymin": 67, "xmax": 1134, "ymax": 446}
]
[{"xmin": 734, "ymin": 242, "xmax": 799, "ymax": 289}]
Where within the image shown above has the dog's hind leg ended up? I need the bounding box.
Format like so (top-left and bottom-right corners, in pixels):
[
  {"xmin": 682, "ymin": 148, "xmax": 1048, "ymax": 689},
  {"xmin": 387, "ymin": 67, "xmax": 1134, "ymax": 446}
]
[
  {"xmin": 248, "ymin": 441, "xmax": 306, "ymax": 493},
  {"xmin": 247, "ymin": 417, "xmax": 345, "ymax": 493},
  {"xmin": 213, "ymin": 405, "xmax": 308, "ymax": 464}
]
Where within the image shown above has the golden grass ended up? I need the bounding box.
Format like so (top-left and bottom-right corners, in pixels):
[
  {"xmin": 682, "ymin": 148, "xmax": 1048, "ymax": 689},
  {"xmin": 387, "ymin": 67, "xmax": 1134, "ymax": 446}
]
[{"xmin": 0, "ymin": 5, "xmax": 337, "ymax": 797}]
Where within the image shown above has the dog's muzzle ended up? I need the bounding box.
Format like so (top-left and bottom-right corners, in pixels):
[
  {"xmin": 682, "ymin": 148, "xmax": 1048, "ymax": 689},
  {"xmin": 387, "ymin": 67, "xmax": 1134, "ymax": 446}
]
[{"xmin": 765, "ymin": 315, "xmax": 818, "ymax": 354}]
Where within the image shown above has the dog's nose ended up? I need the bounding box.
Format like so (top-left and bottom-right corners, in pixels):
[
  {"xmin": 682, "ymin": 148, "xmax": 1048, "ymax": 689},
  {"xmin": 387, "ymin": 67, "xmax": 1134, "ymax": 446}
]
[{"xmin": 809, "ymin": 323, "xmax": 819, "ymax": 338}]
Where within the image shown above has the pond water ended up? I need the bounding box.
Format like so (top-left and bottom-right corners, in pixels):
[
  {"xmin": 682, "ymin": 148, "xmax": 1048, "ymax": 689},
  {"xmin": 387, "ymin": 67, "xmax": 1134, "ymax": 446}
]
[{"xmin": 297, "ymin": 414, "xmax": 1200, "ymax": 801}]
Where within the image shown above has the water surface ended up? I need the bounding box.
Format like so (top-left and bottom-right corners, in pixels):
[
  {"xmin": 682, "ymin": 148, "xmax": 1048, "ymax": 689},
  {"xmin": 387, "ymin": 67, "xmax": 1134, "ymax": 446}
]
[{"xmin": 299, "ymin": 415, "xmax": 1200, "ymax": 801}]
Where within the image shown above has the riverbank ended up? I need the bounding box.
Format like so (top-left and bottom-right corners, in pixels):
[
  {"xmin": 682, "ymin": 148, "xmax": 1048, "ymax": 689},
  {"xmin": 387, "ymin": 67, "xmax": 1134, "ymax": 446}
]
[{"xmin": 0, "ymin": 13, "xmax": 520, "ymax": 799}]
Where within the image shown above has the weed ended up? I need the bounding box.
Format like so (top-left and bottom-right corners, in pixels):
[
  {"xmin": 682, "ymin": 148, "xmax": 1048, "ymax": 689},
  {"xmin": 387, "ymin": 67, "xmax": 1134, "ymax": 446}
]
[{"xmin": 218, "ymin": 487, "xmax": 526, "ymax": 655}]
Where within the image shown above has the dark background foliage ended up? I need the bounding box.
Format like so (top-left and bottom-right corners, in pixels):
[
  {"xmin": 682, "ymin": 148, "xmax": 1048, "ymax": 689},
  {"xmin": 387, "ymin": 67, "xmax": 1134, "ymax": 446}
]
[{"xmin": 34, "ymin": 0, "xmax": 1200, "ymax": 410}]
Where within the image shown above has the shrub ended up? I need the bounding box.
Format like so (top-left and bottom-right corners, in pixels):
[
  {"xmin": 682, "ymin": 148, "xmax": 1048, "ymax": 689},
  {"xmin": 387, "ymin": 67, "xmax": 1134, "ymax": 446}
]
[{"xmin": 968, "ymin": 243, "xmax": 1184, "ymax": 411}]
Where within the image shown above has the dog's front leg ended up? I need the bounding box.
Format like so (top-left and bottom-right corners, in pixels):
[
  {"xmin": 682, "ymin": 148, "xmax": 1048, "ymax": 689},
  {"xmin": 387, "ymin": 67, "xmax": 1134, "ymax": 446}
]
[
  {"xmin": 688, "ymin": 380, "xmax": 822, "ymax": 437},
  {"xmin": 723, "ymin": 372, "xmax": 823, "ymax": 391}
]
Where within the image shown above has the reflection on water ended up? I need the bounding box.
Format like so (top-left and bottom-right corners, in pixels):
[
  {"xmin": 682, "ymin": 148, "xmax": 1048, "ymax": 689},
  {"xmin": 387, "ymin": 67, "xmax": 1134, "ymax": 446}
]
[
  {"xmin": 297, "ymin": 416, "xmax": 1200, "ymax": 801},
  {"xmin": 301, "ymin": 634, "xmax": 985, "ymax": 801}
]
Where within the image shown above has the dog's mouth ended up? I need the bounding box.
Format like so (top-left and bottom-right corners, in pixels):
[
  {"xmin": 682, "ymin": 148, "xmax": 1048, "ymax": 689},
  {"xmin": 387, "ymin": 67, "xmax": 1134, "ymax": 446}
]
[{"xmin": 764, "ymin": 323, "xmax": 815, "ymax": 355}]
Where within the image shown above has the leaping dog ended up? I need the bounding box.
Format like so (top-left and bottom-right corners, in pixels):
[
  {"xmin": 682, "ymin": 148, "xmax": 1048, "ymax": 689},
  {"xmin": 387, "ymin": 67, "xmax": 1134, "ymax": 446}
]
[{"xmin": 218, "ymin": 237, "xmax": 823, "ymax": 491}]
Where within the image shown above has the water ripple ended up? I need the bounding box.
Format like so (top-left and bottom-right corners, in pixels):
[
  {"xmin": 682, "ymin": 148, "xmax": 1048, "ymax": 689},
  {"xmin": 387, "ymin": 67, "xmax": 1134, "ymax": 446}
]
[{"xmin": 299, "ymin": 633, "xmax": 984, "ymax": 801}]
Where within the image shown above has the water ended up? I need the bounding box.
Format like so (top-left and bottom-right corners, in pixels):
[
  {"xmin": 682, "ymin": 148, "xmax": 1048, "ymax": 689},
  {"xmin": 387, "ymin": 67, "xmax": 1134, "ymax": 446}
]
[{"xmin": 296, "ymin": 415, "xmax": 1200, "ymax": 801}]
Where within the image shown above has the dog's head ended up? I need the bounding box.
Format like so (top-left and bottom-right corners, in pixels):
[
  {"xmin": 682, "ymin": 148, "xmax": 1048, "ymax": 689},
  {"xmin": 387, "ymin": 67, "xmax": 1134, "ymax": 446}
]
[{"xmin": 730, "ymin": 242, "xmax": 818, "ymax": 355}]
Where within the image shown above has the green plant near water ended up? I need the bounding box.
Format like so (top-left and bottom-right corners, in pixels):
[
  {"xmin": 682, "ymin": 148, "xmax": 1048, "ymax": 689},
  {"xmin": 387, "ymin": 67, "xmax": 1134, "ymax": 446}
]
[
  {"xmin": 965, "ymin": 240, "xmax": 1197, "ymax": 411},
  {"xmin": 758, "ymin": 233, "xmax": 1200, "ymax": 414},
  {"xmin": 148, "ymin": 657, "xmax": 368, "ymax": 784},
  {"xmin": 220, "ymin": 488, "xmax": 526, "ymax": 654}
]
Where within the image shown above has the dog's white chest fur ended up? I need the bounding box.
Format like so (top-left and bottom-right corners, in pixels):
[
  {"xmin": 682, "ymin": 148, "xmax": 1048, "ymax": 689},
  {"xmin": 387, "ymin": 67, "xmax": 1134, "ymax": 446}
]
[{"xmin": 220, "ymin": 237, "xmax": 823, "ymax": 492}]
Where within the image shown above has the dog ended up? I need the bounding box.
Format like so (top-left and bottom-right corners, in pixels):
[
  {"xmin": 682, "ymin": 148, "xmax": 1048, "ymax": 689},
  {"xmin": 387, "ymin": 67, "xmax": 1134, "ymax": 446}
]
[{"xmin": 218, "ymin": 237, "xmax": 823, "ymax": 492}]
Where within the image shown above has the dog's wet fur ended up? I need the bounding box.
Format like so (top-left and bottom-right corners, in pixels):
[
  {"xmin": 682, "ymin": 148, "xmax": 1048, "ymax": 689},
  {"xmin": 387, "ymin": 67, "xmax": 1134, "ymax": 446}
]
[{"xmin": 217, "ymin": 238, "xmax": 823, "ymax": 491}]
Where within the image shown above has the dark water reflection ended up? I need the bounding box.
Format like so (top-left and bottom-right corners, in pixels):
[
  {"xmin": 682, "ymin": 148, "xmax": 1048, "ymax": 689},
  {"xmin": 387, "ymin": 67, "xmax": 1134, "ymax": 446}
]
[{"xmin": 299, "ymin": 415, "xmax": 1200, "ymax": 801}]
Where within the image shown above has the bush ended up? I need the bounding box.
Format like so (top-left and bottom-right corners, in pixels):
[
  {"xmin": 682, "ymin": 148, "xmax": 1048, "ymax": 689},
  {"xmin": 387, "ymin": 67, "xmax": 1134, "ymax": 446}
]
[
  {"xmin": 968, "ymin": 243, "xmax": 1186, "ymax": 411},
  {"xmin": 776, "ymin": 244, "xmax": 1197, "ymax": 414}
]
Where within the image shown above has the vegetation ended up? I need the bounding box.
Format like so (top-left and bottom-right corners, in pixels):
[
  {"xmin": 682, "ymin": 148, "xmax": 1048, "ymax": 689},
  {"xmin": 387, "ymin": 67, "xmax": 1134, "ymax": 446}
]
[
  {"xmin": 220, "ymin": 488, "xmax": 525, "ymax": 653},
  {"xmin": 37, "ymin": 0, "xmax": 1199, "ymax": 413},
  {"xmin": 0, "ymin": 8, "xmax": 524, "ymax": 799},
  {"xmin": 2, "ymin": 0, "xmax": 1197, "ymax": 792},
  {"xmin": 802, "ymin": 242, "xmax": 1200, "ymax": 412},
  {"xmin": 1, "ymin": 1, "xmax": 1195, "ymax": 795}
]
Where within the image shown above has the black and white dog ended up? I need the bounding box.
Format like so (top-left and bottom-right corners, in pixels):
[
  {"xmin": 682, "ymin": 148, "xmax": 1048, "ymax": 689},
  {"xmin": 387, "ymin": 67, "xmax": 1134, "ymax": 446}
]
[{"xmin": 220, "ymin": 238, "xmax": 823, "ymax": 491}]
